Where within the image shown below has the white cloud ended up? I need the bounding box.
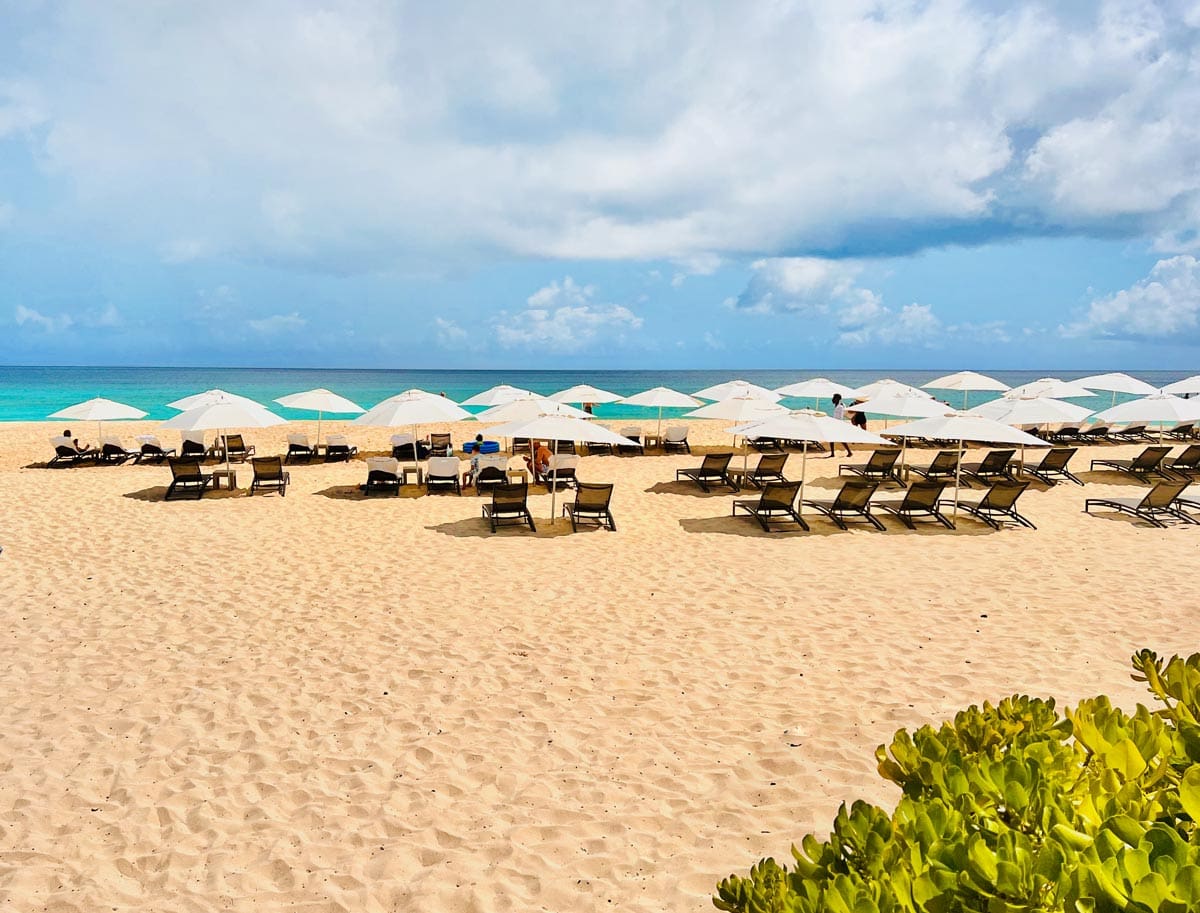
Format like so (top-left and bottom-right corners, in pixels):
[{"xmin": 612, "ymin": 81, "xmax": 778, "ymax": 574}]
[
  {"xmin": 434, "ymin": 317, "xmax": 469, "ymax": 348},
  {"xmin": 1063, "ymin": 255, "xmax": 1200, "ymax": 340},
  {"xmin": 14, "ymin": 305, "xmax": 73, "ymax": 332},
  {"xmin": 248, "ymin": 312, "xmax": 307, "ymax": 334},
  {"xmin": 7, "ymin": 2, "xmax": 1200, "ymax": 268},
  {"xmin": 492, "ymin": 277, "xmax": 643, "ymax": 352}
]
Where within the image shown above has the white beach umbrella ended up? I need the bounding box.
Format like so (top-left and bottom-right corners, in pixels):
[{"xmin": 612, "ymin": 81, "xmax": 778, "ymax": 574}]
[
  {"xmin": 168, "ymin": 388, "xmax": 263, "ymax": 411},
  {"xmin": 354, "ymin": 392, "xmax": 474, "ymax": 476},
  {"xmin": 378, "ymin": 388, "xmax": 446, "ymax": 402},
  {"xmin": 850, "ymin": 379, "xmax": 934, "ymax": 400},
  {"xmin": 1006, "ymin": 377, "xmax": 1096, "ymax": 399},
  {"xmin": 1094, "ymin": 393, "xmax": 1200, "ymax": 438},
  {"xmin": 476, "ymin": 397, "xmax": 591, "ymax": 423},
  {"xmin": 692, "ymin": 379, "xmax": 782, "ymax": 402},
  {"xmin": 549, "ymin": 384, "xmax": 622, "ymax": 406},
  {"xmin": 274, "ymin": 388, "xmax": 365, "ymax": 451},
  {"xmin": 883, "ymin": 412, "xmax": 1049, "ymax": 519},
  {"xmin": 160, "ymin": 395, "xmax": 287, "ymax": 477},
  {"xmin": 968, "ymin": 394, "xmax": 1094, "ymax": 428},
  {"xmin": 685, "ymin": 396, "xmax": 790, "ymax": 474},
  {"xmin": 849, "ymin": 391, "xmax": 949, "ymax": 419},
  {"xmin": 617, "ymin": 386, "xmax": 704, "ymax": 438},
  {"xmin": 1163, "ymin": 375, "xmax": 1200, "ymax": 396},
  {"xmin": 730, "ymin": 411, "xmax": 892, "ymax": 519},
  {"xmin": 461, "ymin": 384, "xmax": 534, "ymax": 407},
  {"xmin": 773, "ymin": 377, "xmax": 855, "ymax": 409},
  {"xmin": 923, "ymin": 371, "xmax": 1010, "ymax": 409},
  {"xmin": 485, "ymin": 415, "xmax": 637, "ymax": 522},
  {"xmin": 1075, "ymin": 372, "xmax": 1157, "ymax": 408},
  {"xmin": 49, "ymin": 397, "xmax": 148, "ymax": 442}
]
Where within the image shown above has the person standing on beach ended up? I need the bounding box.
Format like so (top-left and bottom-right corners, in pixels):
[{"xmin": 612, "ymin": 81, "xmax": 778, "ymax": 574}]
[{"xmin": 828, "ymin": 395, "xmax": 851, "ymax": 457}]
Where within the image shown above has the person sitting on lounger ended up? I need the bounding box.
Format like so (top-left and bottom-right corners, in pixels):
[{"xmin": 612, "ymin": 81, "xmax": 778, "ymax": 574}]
[
  {"xmin": 828, "ymin": 396, "xmax": 851, "ymax": 458},
  {"xmin": 60, "ymin": 428, "xmax": 91, "ymax": 455},
  {"xmin": 525, "ymin": 441, "xmax": 553, "ymax": 480},
  {"xmin": 465, "ymin": 434, "xmax": 486, "ymax": 486}
]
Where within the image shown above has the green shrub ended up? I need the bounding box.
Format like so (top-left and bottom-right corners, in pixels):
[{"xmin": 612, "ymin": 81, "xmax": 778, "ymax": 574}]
[{"xmin": 714, "ymin": 651, "xmax": 1200, "ymax": 913}]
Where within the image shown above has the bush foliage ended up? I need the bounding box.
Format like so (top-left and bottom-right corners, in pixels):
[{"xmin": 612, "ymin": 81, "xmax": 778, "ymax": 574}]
[{"xmin": 714, "ymin": 651, "xmax": 1200, "ymax": 913}]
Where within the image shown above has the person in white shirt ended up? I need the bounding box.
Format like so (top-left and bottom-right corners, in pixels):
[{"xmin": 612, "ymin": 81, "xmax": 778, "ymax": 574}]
[{"xmin": 828, "ymin": 395, "xmax": 851, "ymax": 457}]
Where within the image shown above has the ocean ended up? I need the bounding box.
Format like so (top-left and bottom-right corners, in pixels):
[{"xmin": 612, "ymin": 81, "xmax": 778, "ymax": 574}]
[{"xmin": 0, "ymin": 365, "xmax": 1192, "ymax": 422}]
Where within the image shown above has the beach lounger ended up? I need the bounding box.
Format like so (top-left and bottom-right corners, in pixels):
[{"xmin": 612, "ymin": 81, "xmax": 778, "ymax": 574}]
[
  {"xmin": 1022, "ymin": 447, "xmax": 1082, "ymax": 486},
  {"xmin": 48, "ymin": 436, "xmax": 97, "ymax": 466},
  {"xmin": 426, "ymin": 456, "xmax": 463, "ymax": 495},
  {"xmin": 960, "ymin": 449, "xmax": 1017, "ymax": 487},
  {"xmin": 180, "ymin": 438, "xmax": 207, "ymax": 460},
  {"xmin": 474, "ymin": 454, "xmax": 511, "ymax": 494},
  {"xmin": 1048, "ymin": 426, "xmax": 1081, "ymax": 442},
  {"xmin": 949, "ymin": 480, "xmax": 1034, "ymax": 530},
  {"xmin": 1090, "ymin": 446, "xmax": 1173, "ymax": 482},
  {"xmin": 511, "ymin": 437, "xmax": 532, "ymax": 455},
  {"xmin": 285, "ymin": 433, "xmax": 316, "ymax": 463},
  {"xmin": 748, "ymin": 436, "xmax": 785, "ymax": 453},
  {"xmin": 99, "ymin": 437, "xmax": 138, "ymax": 465},
  {"xmin": 745, "ymin": 452, "xmax": 788, "ymax": 489},
  {"xmin": 838, "ymin": 449, "xmax": 903, "ymax": 488},
  {"xmin": 134, "ymin": 435, "xmax": 175, "ymax": 464},
  {"xmin": 617, "ymin": 428, "xmax": 644, "ymax": 456},
  {"xmin": 803, "ymin": 479, "xmax": 883, "ymax": 530},
  {"xmin": 391, "ymin": 433, "xmax": 430, "ymax": 461},
  {"xmin": 732, "ymin": 480, "xmax": 807, "ymax": 532},
  {"xmin": 249, "ymin": 456, "xmax": 290, "ymax": 496},
  {"xmin": 362, "ymin": 457, "xmax": 401, "ymax": 496},
  {"xmin": 908, "ymin": 449, "xmax": 960, "ymax": 483},
  {"xmin": 586, "ymin": 438, "xmax": 613, "ymax": 456},
  {"xmin": 553, "ymin": 439, "xmax": 577, "ymax": 455},
  {"xmin": 482, "ymin": 482, "xmax": 536, "ymax": 533},
  {"xmin": 165, "ymin": 458, "xmax": 212, "ymax": 500},
  {"xmin": 1167, "ymin": 444, "xmax": 1200, "ymax": 478},
  {"xmin": 323, "ymin": 434, "xmax": 357, "ymax": 462},
  {"xmin": 1111, "ymin": 424, "xmax": 1151, "ymax": 442},
  {"xmin": 563, "ymin": 482, "xmax": 616, "ymax": 532},
  {"xmin": 1078, "ymin": 424, "xmax": 1113, "ymax": 444},
  {"xmin": 1165, "ymin": 422, "xmax": 1197, "ymax": 441},
  {"xmin": 676, "ymin": 453, "xmax": 736, "ymax": 492},
  {"xmin": 872, "ymin": 480, "xmax": 954, "ymax": 529},
  {"xmin": 1085, "ymin": 480, "xmax": 1195, "ymax": 528},
  {"xmin": 662, "ymin": 425, "xmax": 691, "ymax": 454},
  {"xmin": 220, "ymin": 434, "xmax": 255, "ymax": 462},
  {"xmin": 428, "ymin": 433, "xmax": 453, "ymax": 456},
  {"xmin": 543, "ymin": 454, "xmax": 579, "ymax": 491}
]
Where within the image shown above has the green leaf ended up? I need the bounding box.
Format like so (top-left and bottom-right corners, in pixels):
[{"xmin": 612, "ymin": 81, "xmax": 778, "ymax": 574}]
[
  {"xmin": 1179, "ymin": 766, "xmax": 1200, "ymax": 822},
  {"xmin": 1103, "ymin": 739, "xmax": 1147, "ymax": 779}
]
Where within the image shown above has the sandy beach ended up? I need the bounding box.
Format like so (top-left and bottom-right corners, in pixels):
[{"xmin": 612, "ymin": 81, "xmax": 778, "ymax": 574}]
[{"xmin": 2, "ymin": 418, "xmax": 1198, "ymax": 912}]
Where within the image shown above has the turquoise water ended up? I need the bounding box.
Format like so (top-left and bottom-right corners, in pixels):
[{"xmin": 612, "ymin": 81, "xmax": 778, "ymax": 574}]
[{"xmin": 1, "ymin": 366, "xmax": 1191, "ymax": 422}]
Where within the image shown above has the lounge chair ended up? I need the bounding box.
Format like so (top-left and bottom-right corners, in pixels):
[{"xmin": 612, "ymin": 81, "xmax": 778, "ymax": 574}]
[
  {"xmin": 1111, "ymin": 424, "xmax": 1151, "ymax": 442},
  {"xmin": 676, "ymin": 453, "xmax": 736, "ymax": 492},
  {"xmin": 511, "ymin": 437, "xmax": 532, "ymax": 455},
  {"xmin": 563, "ymin": 482, "xmax": 616, "ymax": 532},
  {"xmin": 745, "ymin": 452, "xmax": 789, "ymax": 488},
  {"xmin": 960, "ymin": 449, "xmax": 1017, "ymax": 487},
  {"xmin": 180, "ymin": 437, "xmax": 207, "ymax": 460},
  {"xmin": 1078, "ymin": 424, "xmax": 1113, "ymax": 443},
  {"xmin": 324, "ymin": 434, "xmax": 357, "ymax": 462},
  {"xmin": 803, "ymin": 479, "xmax": 883, "ymax": 530},
  {"xmin": 872, "ymin": 481, "xmax": 954, "ymax": 529},
  {"xmin": 586, "ymin": 438, "xmax": 613, "ymax": 456},
  {"xmin": 134, "ymin": 435, "xmax": 175, "ymax": 464},
  {"xmin": 543, "ymin": 454, "xmax": 579, "ymax": 491},
  {"xmin": 1165, "ymin": 423, "xmax": 1197, "ymax": 441},
  {"xmin": 165, "ymin": 458, "xmax": 212, "ymax": 500},
  {"xmin": 732, "ymin": 480, "xmax": 807, "ymax": 532},
  {"xmin": 748, "ymin": 436, "xmax": 785, "ymax": 452},
  {"xmin": 618, "ymin": 428, "xmax": 644, "ymax": 456},
  {"xmin": 428, "ymin": 433, "xmax": 453, "ymax": 456},
  {"xmin": 48, "ymin": 437, "xmax": 96, "ymax": 466},
  {"xmin": 1090, "ymin": 446, "xmax": 1173, "ymax": 482},
  {"xmin": 482, "ymin": 482, "xmax": 536, "ymax": 533},
  {"xmin": 662, "ymin": 425, "xmax": 691, "ymax": 454},
  {"xmin": 553, "ymin": 439, "xmax": 577, "ymax": 455},
  {"xmin": 949, "ymin": 480, "xmax": 1035, "ymax": 529},
  {"xmin": 474, "ymin": 454, "xmax": 511, "ymax": 494},
  {"xmin": 1022, "ymin": 447, "xmax": 1082, "ymax": 486},
  {"xmin": 391, "ymin": 433, "xmax": 430, "ymax": 461},
  {"xmin": 1167, "ymin": 444, "xmax": 1200, "ymax": 478},
  {"xmin": 908, "ymin": 449, "xmax": 960, "ymax": 483},
  {"xmin": 99, "ymin": 438, "xmax": 138, "ymax": 465},
  {"xmin": 249, "ymin": 456, "xmax": 290, "ymax": 496},
  {"xmin": 1048, "ymin": 426, "xmax": 1081, "ymax": 442},
  {"xmin": 362, "ymin": 457, "xmax": 401, "ymax": 496},
  {"xmin": 838, "ymin": 449, "xmax": 903, "ymax": 487},
  {"xmin": 221, "ymin": 434, "xmax": 256, "ymax": 462},
  {"xmin": 1085, "ymin": 480, "xmax": 1195, "ymax": 528},
  {"xmin": 426, "ymin": 456, "xmax": 463, "ymax": 495},
  {"xmin": 285, "ymin": 433, "xmax": 315, "ymax": 463}
]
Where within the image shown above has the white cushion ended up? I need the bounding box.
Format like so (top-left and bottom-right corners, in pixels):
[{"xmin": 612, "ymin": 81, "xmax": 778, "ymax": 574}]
[
  {"xmin": 665, "ymin": 425, "xmax": 689, "ymax": 441},
  {"xmin": 288, "ymin": 433, "xmax": 310, "ymax": 446},
  {"xmin": 547, "ymin": 454, "xmax": 579, "ymax": 471},
  {"xmin": 391, "ymin": 433, "xmax": 414, "ymax": 446},
  {"xmin": 427, "ymin": 457, "xmax": 462, "ymax": 476},
  {"xmin": 367, "ymin": 457, "xmax": 399, "ymax": 474},
  {"xmin": 477, "ymin": 454, "xmax": 510, "ymax": 472},
  {"xmin": 326, "ymin": 434, "xmax": 349, "ymax": 446}
]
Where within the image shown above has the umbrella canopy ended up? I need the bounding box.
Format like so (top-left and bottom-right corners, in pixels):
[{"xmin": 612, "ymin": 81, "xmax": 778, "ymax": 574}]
[
  {"xmin": 168, "ymin": 388, "xmax": 263, "ymax": 411},
  {"xmin": 274, "ymin": 388, "xmax": 365, "ymax": 414},
  {"xmin": 1163, "ymin": 375, "xmax": 1200, "ymax": 396},
  {"xmin": 160, "ymin": 394, "xmax": 287, "ymax": 475},
  {"xmin": 968, "ymin": 395, "xmax": 1094, "ymax": 426},
  {"xmin": 729, "ymin": 412, "xmax": 890, "ymax": 446},
  {"xmin": 849, "ymin": 391, "xmax": 948, "ymax": 419},
  {"xmin": 684, "ymin": 396, "xmax": 788, "ymax": 422},
  {"xmin": 355, "ymin": 393, "xmax": 472, "ymax": 427},
  {"xmin": 476, "ymin": 397, "xmax": 590, "ymax": 423},
  {"xmin": 923, "ymin": 371, "xmax": 1010, "ymax": 392},
  {"xmin": 618, "ymin": 386, "xmax": 703, "ymax": 409},
  {"xmin": 1094, "ymin": 393, "xmax": 1200, "ymax": 427},
  {"xmin": 850, "ymin": 379, "xmax": 933, "ymax": 400},
  {"xmin": 692, "ymin": 379, "xmax": 781, "ymax": 402},
  {"xmin": 461, "ymin": 384, "xmax": 534, "ymax": 407},
  {"xmin": 1006, "ymin": 377, "xmax": 1096, "ymax": 399},
  {"xmin": 49, "ymin": 397, "xmax": 147, "ymax": 422},
  {"xmin": 1075, "ymin": 372, "xmax": 1156, "ymax": 396},
  {"xmin": 773, "ymin": 377, "xmax": 855, "ymax": 399},
  {"xmin": 549, "ymin": 384, "xmax": 622, "ymax": 405}
]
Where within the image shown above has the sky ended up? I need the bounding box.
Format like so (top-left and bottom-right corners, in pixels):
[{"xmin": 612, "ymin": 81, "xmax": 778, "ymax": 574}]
[{"xmin": 2, "ymin": 0, "xmax": 1200, "ymax": 370}]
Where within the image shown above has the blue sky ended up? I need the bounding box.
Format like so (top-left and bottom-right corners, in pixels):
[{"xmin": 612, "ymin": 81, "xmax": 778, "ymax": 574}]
[{"xmin": 2, "ymin": 1, "xmax": 1199, "ymax": 369}]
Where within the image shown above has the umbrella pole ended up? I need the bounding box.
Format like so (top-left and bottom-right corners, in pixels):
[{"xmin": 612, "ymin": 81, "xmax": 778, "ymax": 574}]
[
  {"xmin": 316, "ymin": 411, "xmax": 323, "ymax": 454},
  {"xmin": 963, "ymin": 391, "xmax": 968, "ymax": 410},
  {"xmin": 952, "ymin": 438, "xmax": 964, "ymax": 522},
  {"xmin": 799, "ymin": 442, "xmax": 808, "ymax": 517},
  {"xmin": 411, "ymin": 424, "xmax": 420, "ymax": 483},
  {"xmin": 900, "ymin": 436, "xmax": 908, "ymax": 481},
  {"xmin": 657, "ymin": 405, "xmax": 663, "ymax": 440},
  {"xmin": 550, "ymin": 439, "xmax": 558, "ymax": 523}
]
